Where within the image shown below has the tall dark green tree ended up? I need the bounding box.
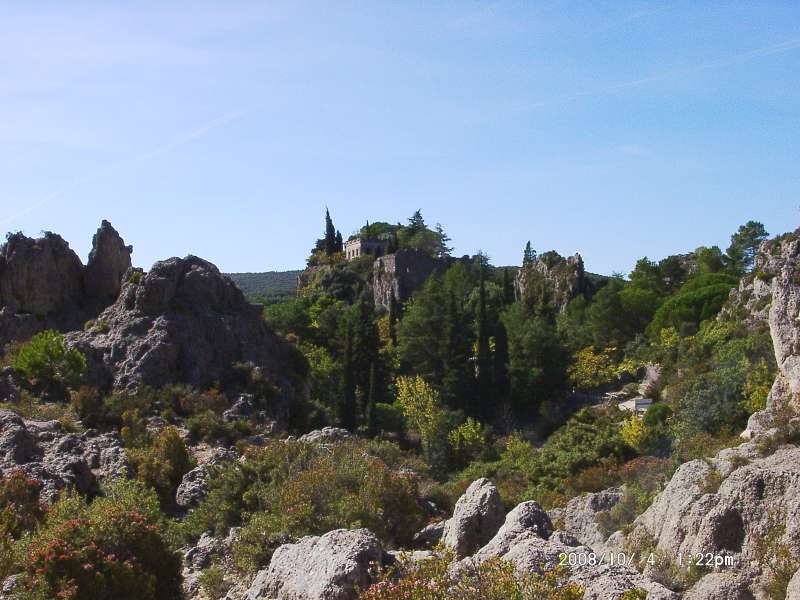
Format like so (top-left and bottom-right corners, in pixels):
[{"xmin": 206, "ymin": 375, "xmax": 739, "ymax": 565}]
[
  {"xmin": 334, "ymin": 230, "xmax": 344, "ymax": 253},
  {"xmin": 434, "ymin": 223, "xmax": 453, "ymax": 258},
  {"xmin": 502, "ymin": 268, "xmax": 514, "ymax": 305},
  {"xmin": 351, "ymin": 292, "xmax": 381, "ymax": 414},
  {"xmin": 493, "ymin": 320, "xmax": 510, "ymax": 401},
  {"xmin": 388, "ymin": 292, "xmax": 398, "ymax": 347},
  {"xmin": 340, "ymin": 323, "xmax": 356, "ymax": 429},
  {"xmin": 407, "ymin": 210, "xmax": 425, "ymax": 235},
  {"xmin": 522, "ymin": 241, "xmax": 535, "ymax": 267},
  {"xmin": 727, "ymin": 221, "xmax": 768, "ymax": 274},
  {"xmin": 475, "ymin": 267, "xmax": 493, "ymax": 419},
  {"xmin": 324, "ymin": 208, "xmax": 337, "ymax": 256},
  {"xmin": 441, "ymin": 293, "xmax": 473, "ymax": 412}
]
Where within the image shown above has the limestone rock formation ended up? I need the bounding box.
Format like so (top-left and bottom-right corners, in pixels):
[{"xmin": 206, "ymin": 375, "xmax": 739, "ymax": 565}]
[
  {"xmin": 0, "ymin": 222, "xmax": 133, "ymax": 350},
  {"xmin": 245, "ymin": 528, "xmax": 382, "ymax": 600},
  {"xmin": 547, "ymin": 486, "xmax": 624, "ymax": 553},
  {"xmin": 0, "ymin": 409, "xmax": 128, "ymax": 501},
  {"xmin": 84, "ymin": 220, "xmax": 133, "ymax": 307},
  {"xmin": 297, "ymin": 426, "xmax": 352, "ymax": 445},
  {"xmin": 514, "ymin": 250, "xmax": 588, "ymax": 312},
  {"xmin": 441, "ymin": 477, "xmax": 505, "ymax": 559},
  {"xmin": 0, "ymin": 231, "xmax": 84, "ymax": 316},
  {"xmin": 471, "ymin": 500, "xmax": 553, "ymax": 562},
  {"xmin": 66, "ymin": 256, "xmax": 300, "ymax": 413}
]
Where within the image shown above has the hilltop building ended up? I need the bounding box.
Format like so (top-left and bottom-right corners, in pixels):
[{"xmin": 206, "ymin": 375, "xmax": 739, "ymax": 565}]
[{"xmin": 344, "ymin": 236, "xmax": 390, "ymax": 260}]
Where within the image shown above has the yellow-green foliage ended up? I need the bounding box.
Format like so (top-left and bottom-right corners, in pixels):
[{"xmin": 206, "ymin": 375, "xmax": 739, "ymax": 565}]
[
  {"xmin": 620, "ymin": 416, "xmax": 646, "ymax": 451},
  {"xmin": 568, "ymin": 346, "xmax": 618, "ymax": 389},
  {"xmin": 396, "ymin": 375, "xmax": 448, "ymax": 464},
  {"xmin": 360, "ymin": 550, "xmax": 584, "ymax": 600},
  {"xmin": 448, "ymin": 417, "xmax": 488, "ymax": 467},
  {"xmin": 742, "ymin": 359, "xmax": 773, "ymax": 413}
]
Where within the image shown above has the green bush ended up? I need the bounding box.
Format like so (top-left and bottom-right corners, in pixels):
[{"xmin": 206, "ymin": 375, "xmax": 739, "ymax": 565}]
[
  {"xmin": 10, "ymin": 330, "xmax": 87, "ymax": 401},
  {"xmin": 373, "ymin": 402, "xmax": 406, "ymax": 435},
  {"xmin": 0, "ymin": 470, "xmax": 45, "ymax": 579},
  {"xmin": 129, "ymin": 427, "xmax": 195, "ymax": 506},
  {"xmin": 18, "ymin": 480, "xmax": 181, "ymax": 600},
  {"xmin": 646, "ymin": 274, "xmax": 738, "ymax": 338},
  {"xmin": 183, "ymin": 439, "xmax": 427, "ymax": 573}
]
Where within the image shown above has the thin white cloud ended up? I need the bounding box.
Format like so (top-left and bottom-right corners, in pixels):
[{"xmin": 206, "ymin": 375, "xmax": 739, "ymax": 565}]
[
  {"xmin": 528, "ymin": 37, "xmax": 800, "ymax": 110},
  {"xmin": 0, "ymin": 111, "xmax": 244, "ymax": 226}
]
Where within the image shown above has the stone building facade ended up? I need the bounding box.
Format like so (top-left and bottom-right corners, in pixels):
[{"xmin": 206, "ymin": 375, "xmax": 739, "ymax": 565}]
[{"xmin": 344, "ymin": 237, "xmax": 390, "ymax": 260}]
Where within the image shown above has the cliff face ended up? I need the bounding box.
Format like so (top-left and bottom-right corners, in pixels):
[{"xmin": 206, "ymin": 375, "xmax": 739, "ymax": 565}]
[
  {"xmin": 514, "ymin": 251, "xmax": 587, "ymax": 311},
  {"xmin": 372, "ymin": 249, "xmax": 448, "ymax": 308},
  {"xmin": 0, "ymin": 221, "xmax": 132, "ymax": 350},
  {"xmin": 613, "ymin": 229, "xmax": 800, "ymax": 598}
]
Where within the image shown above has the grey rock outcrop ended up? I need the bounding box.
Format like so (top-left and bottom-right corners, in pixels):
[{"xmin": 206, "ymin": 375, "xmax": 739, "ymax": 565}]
[
  {"xmin": 472, "ymin": 501, "xmax": 553, "ymax": 562},
  {"xmin": 442, "ymin": 478, "xmax": 505, "ymax": 559},
  {"xmin": 84, "ymin": 220, "xmax": 133, "ymax": 307},
  {"xmin": 684, "ymin": 572, "xmax": 755, "ymax": 600},
  {"xmin": 548, "ymin": 486, "xmax": 624, "ymax": 552},
  {"xmin": 175, "ymin": 465, "xmax": 209, "ymax": 509},
  {"xmin": 0, "ymin": 231, "xmax": 84, "ymax": 315},
  {"xmin": 787, "ymin": 568, "xmax": 800, "ymax": 599},
  {"xmin": 297, "ymin": 427, "xmax": 352, "ymax": 445},
  {"xmin": 0, "ymin": 222, "xmax": 133, "ymax": 350},
  {"xmin": 0, "ymin": 409, "xmax": 128, "ymax": 501},
  {"xmin": 514, "ymin": 251, "xmax": 588, "ymax": 312},
  {"xmin": 66, "ymin": 256, "xmax": 300, "ymax": 423},
  {"xmin": 411, "ymin": 520, "xmax": 445, "ymax": 549},
  {"xmin": 246, "ymin": 528, "xmax": 381, "ymax": 600}
]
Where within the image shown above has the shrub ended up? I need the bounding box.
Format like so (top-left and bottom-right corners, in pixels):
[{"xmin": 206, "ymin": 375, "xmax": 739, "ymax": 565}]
[
  {"xmin": 448, "ymin": 417, "xmax": 489, "ymax": 468},
  {"xmin": 372, "ymin": 402, "xmax": 406, "ymax": 435},
  {"xmin": 10, "ymin": 330, "xmax": 87, "ymax": 401},
  {"xmin": 568, "ymin": 346, "xmax": 618, "ymax": 389},
  {"xmin": 0, "ymin": 470, "xmax": 45, "ymax": 579},
  {"xmin": 396, "ymin": 375, "xmax": 448, "ymax": 469},
  {"xmin": 183, "ymin": 439, "xmax": 427, "ymax": 573},
  {"xmin": 198, "ymin": 565, "xmax": 228, "ymax": 600},
  {"xmin": 129, "ymin": 427, "xmax": 195, "ymax": 506},
  {"xmin": 18, "ymin": 480, "xmax": 181, "ymax": 600},
  {"xmin": 360, "ymin": 550, "xmax": 584, "ymax": 600}
]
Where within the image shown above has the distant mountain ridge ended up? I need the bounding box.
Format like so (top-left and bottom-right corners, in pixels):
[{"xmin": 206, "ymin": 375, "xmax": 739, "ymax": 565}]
[{"xmin": 226, "ymin": 270, "xmax": 301, "ymax": 303}]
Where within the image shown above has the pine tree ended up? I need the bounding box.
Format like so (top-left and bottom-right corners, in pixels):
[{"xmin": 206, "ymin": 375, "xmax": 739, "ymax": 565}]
[
  {"xmin": 324, "ymin": 208, "xmax": 337, "ymax": 256},
  {"xmin": 522, "ymin": 241, "xmax": 535, "ymax": 267},
  {"xmin": 434, "ymin": 223, "xmax": 453, "ymax": 258},
  {"xmin": 335, "ymin": 230, "xmax": 343, "ymax": 253},
  {"xmin": 475, "ymin": 266, "xmax": 493, "ymax": 419},
  {"xmin": 407, "ymin": 210, "xmax": 425, "ymax": 235}
]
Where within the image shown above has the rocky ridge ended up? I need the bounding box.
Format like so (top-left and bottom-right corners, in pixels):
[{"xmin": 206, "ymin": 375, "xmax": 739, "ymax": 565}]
[{"xmin": 0, "ymin": 220, "xmax": 132, "ymax": 350}]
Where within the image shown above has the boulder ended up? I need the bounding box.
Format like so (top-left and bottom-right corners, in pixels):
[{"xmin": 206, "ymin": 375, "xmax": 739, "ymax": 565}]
[
  {"xmin": 297, "ymin": 427, "xmax": 352, "ymax": 445},
  {"xmin": 683, "ymin": 572, "xmax": 755, "ymax": 600},
  {"xmin": 0, "ymin": 409, "xmax": 35, "ymax": 465},
  {"xmin": 787, "ymin": 568, "xmax": 800, "ymax": 600},
  {"xmin": 442, "ymin": 478, "xmax": 504, "ymax": 558},
  {"xmin": 245, "ymin": 528, "xmax": 381, "ymax": 600},
  {"xmin": 548, "ymin": 486, "xmax": 624, "ymax": 551},
  {"xmin": 411, "ymin": 520, "xmax": 445, "ymax": 549},
  {"xmin": 83, "ymin": 220, "xmax": 133, "ymax": 307},
  {"xmin": 176, "ymin": 466, "xmax": 209, "ymax": 509},
  {"xmin": 472, "ymin": 501, "xmax": 552, "ymax": 562}
]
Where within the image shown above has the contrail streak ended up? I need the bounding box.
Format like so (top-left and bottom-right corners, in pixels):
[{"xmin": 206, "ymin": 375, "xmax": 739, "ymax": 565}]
[
  {"xmin": 528, "ymin": 38, "xmax": 800, "ymax": 110},
  {"xmin": 0, "ymin": 110, "xmax": 244, "ymax": 226}
]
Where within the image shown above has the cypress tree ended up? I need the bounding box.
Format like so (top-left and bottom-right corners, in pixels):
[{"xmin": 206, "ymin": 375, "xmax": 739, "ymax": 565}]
[
  {"xmin": 351, "ymin": 291, "xmax": 380, "ymax": 421},
  {"xmin": 441, "ymin": 292, "xmax": 472, "ymax": 412},
  {"xmin": 335, "ymin": 230, "xmax": 343, "ymax": 253},
  {"xmin": 493, "ymin": 320, "xmax": 510, "ymax": 400},
  {"xmin": 388, "ymin": 292, "xmax": 398, "ymax": 347},
  {"xmin": 475, "ymin": 267, "xmax": 493, "ymax": 418},
  {"xmin": 502, "ymin": 268, "xmax": 514, "ymax": 305},
  {"xmin": 341, "ymin": 323, "xmax": 356, "ymax": 430},
  {"xmin": 366, "ymin": 362, "xmax": 376, "ymax": 435},
  {"xmin": 522, "ymin": 241, "xmax": 534, "ymax": 267},
  {"xmin": 324, "ymin": 208, "xmax": 336, "ymax": 256}
]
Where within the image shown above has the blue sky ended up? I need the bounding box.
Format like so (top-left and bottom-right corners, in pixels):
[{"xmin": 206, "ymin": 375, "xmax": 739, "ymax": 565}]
[{"xmin": 0, "ymin": 1, "xmax": 797, "ymax": 275}]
